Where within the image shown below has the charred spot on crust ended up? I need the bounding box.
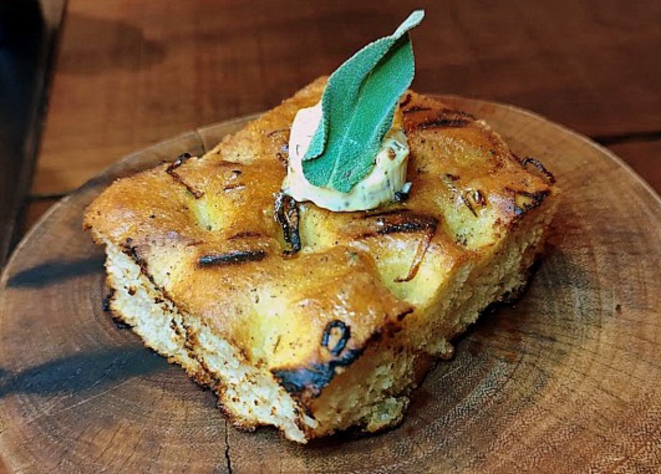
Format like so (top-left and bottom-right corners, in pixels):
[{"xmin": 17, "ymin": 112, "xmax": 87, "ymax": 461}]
[
  {"xmin": 518, "ymin": 156, "xmax": 556, "ymax": 185},
  {"xmin": 321, "ymin": 320, "xmax": 351, "ymax": 356},
  {"xmin": 223, "ymin": 183, "xmax": 246, "ymax": 192},
  {"xmin": 103, "ymin": 291, "xmax": 132, "ymax": 329},
  {"xmin": 228, "ymin": 231, "xmax": 262, "ymax": 240},
  {"xmin": 166, "ymin": 152, "xmax": 204, "ymax": 199},
  {"xmin": 363, "ymin": 208, "xmax": 410, "ymax": 218},
  {"xmin": 198, "ymin": 250, "xmax": 267, "ymax": 267},
  {"xmin": 275, "ymin": 152, "xmax": 288, "ymax": 167},
  {"xmin": 272, "ymin": 347, "xmax": 365, "ymax": 398},
  {"xmin": 122, "ymin": 238, "xmax": 149, "ymax": 274},
  {"xmin": 167, "ymin": 152, "xmax": 193, "ymax": 171},
  {"xmin": 273, "ymin": 335, "xmax": 282, "ymax": 354},
  {"xmin": 473, "ymin": 189, "xmax": 487, "ymax": 207},
  {"xmin": 397, "ymin": 308, "xmax": 414, "ymax": 321},
  {"xmin": 461, "ymin": 194, "xmax": 478, "ymax": 217},
  {"xmin": 452, "ymin": 109, "xmax": 477, "ymax": 120},
  {"xmin": 510, "ymin": 188, "xmax": 551, "ymax": 200},
  {"xmin": 418, "ymin": 117, "xmax": 471, "ymax": 129},
  {"xmin": 403, "ymin": 105, "xmax": 432, "ymax": 114},
  {"xmin": 121, "ymin": 240, "xmax": 179, "ymax": 304},
  {"xmin": 275, "ymin": 192, "xmax": 301, "ymax": 255},
  {"xmin": 460, "ymin": 189, "xmax": 487, "ymax": 217},
  {"xmin": 394, "ymin": 187, "xmax": 411, "ymax": 203},
  {"xmin": 355, "ymin": 212, "xmax": 438, "ymax": 282},
  {"xmin": 102, "ymin": 290, "xmax": 115, "ymax": 313},
  {"xmin": 415, "ymin": 109, "xmax": 476, "ymax": 130},
  {"xmin": 112, "ymin": 317, "xmax": 132, "ymax": 330},
  {"xmin": 368, "ymin": 213, "xmax": 437, "ymax": 237},
  {"xmin": 506, "ymin": 187, "xmax": 551, "ymax": 216},
  {"xmin": 399, "ymin": 93, "xmax": 412, "ymax": 108},
  {"xmin": 442, "ymin": 174, "xmax": 487, "ymax": 218}
]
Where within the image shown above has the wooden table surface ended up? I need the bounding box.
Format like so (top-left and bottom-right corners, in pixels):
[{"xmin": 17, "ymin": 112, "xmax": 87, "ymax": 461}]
[
  {"xmin": 1, "ymin": 1, "xmax": 660, "ymax": 472},
  {"xmin": 23, "ymin": 0, "xmax": 661, "ymax": 230}
]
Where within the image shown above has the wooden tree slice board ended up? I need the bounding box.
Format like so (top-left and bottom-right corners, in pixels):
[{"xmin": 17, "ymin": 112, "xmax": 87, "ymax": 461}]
[{"xmin": 1, "ymin": 98, "xmax": 660, "ymax": 473}]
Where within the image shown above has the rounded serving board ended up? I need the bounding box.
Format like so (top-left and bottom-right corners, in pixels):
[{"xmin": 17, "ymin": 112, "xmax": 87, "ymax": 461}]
[{"xmin": 1, "ymin": 98, "xmax": 660, "ymax": 473}]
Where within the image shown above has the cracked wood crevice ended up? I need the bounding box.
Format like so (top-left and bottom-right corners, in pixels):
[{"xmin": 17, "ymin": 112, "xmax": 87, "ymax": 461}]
[
  {"xmin": 591, "ymin": 129, "xmax": 661, "ymax": 146},
  {"xmin": 224, "ymin": 419, "xmax": 233, "ymax": 474}
]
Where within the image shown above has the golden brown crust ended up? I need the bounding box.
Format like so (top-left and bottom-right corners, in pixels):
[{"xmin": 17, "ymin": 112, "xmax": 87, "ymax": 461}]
[{"xmin": 85, "ymin": 78, "xmax": 557, "ymax": 428}]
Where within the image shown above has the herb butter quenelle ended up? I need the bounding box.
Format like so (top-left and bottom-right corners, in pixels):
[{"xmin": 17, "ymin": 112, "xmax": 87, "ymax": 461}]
[{"xmin": 84, "ymin": 10, "xmax": 558, "ymax": 443}]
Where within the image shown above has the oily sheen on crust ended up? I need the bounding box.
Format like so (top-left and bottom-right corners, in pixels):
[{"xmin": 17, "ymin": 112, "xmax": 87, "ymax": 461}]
[{"xmin": 84, "ymin": 77, "xmax": 558, "ymax": 442}]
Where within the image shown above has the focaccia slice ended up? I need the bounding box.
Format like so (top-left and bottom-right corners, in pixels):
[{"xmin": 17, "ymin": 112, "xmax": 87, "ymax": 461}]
[{"xmin": 84, "ymin": 77, "xmax": 558, "ymax": 443}]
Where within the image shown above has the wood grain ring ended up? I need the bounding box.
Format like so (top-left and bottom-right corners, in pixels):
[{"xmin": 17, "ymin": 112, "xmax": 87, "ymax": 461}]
[{"xmin": 0, "ymin": 98, "xmax": 659, "ymax": 473}]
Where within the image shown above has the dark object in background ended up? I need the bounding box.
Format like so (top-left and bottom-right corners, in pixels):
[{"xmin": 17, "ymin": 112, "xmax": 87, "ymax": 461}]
[
  {"xmin": 0, "ymin": 1, "xmax": 40, "ymax": 45},
  {"xmin": 0, "ymin": 0, "xmax": 64, "ymax": 268}
]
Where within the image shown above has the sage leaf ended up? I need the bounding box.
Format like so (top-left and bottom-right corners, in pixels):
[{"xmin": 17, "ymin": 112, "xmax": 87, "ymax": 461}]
[{"xmin": 302, "ymin": 10, "xmax": 424, "ymax": 193}]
